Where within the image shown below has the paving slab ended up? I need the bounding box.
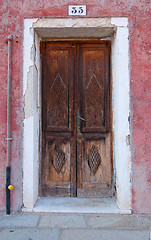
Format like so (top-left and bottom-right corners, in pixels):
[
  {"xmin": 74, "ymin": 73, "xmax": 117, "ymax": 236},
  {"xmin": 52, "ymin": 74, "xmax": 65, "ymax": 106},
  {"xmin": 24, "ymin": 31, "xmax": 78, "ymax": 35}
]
[
  {"xmin": 86, "ymin": 214, "xmax": 151, "ymax": 229},
  {"xmin": 0, "ymin": 212, "xmax": 151, "ymax": 240},
  {"xmin": 60, "ymin": 229, "xmax": 150, "ymax": 240},
  {"xmin": 0, "ymin": 214, "xmax": 40, "ymax": 228},
  {"xmin": 0, "ymin": 228, "xmax": 60, "ymax": 240},
  {"xmin": 38, "ymin": 213, "xmax": 87, "ymax": 228}
]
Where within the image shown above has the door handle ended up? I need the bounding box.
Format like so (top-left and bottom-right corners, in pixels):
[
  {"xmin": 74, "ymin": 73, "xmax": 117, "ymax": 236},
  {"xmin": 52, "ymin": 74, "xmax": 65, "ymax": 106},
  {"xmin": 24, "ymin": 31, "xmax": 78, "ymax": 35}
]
[{"xmin": 78, "ymin": 110, "xmax": 86, "ymax": 129}]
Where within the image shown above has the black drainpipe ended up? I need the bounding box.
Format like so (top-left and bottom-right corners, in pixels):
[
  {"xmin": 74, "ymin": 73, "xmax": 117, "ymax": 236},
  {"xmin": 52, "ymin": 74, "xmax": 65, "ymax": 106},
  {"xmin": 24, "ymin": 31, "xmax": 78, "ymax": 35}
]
[{"xmin": 6, "ymin": 35, "xmax": 13, "ymax": 215}]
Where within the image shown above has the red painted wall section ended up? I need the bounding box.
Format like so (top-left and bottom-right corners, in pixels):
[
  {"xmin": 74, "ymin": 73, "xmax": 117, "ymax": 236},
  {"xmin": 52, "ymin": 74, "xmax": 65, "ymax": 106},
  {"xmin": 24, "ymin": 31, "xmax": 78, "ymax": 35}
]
[
  {"xmin": 0, "ymin": 0, "xmax": 151, "ymax": 213},
  {"xmin": 131, "ymin": 17, "xmax": 151, "ymax": 213}
]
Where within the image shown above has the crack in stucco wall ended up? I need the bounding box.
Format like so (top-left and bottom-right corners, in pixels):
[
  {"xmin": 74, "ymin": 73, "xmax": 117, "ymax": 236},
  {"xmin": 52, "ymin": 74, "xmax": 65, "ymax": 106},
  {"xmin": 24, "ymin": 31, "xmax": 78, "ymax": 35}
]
[{"xmin": 24, "ymin": 66, "xmax": 33, "ymax": 119}]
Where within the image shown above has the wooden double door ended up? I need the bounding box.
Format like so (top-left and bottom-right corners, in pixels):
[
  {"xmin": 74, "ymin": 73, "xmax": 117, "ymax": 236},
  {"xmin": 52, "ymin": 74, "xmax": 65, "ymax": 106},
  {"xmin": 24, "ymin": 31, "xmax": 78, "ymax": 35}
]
[{"xmin": 41, "ymin": 41, "xmax": 113, "ymax": 198}]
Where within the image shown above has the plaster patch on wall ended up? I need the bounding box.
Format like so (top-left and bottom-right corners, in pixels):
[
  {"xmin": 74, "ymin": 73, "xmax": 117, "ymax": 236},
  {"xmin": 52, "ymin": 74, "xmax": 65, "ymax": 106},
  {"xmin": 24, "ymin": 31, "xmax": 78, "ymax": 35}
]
[
  {"xmin": 24, "ymin": 66, "xmax": 33, "ymax": 119},
  {"xmin": 33, "ymin": 64, "xmax": 38, "ymax": 109},
  {"xmin": 23, "ymin": 18, "xmax": 37, "ymax": 95}
]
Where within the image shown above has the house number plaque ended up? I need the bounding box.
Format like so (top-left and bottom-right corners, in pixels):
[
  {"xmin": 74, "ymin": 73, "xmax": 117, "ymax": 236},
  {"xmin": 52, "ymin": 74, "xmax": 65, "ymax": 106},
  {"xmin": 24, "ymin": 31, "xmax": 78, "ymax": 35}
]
[{"xmin": 68, "ymin": 5, "xmax": 87, "ymax": 16}]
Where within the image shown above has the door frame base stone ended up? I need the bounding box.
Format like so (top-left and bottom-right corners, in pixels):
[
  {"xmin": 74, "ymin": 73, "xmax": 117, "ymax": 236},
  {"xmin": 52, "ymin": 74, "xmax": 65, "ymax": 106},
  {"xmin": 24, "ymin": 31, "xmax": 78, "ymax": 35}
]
[
  {"xmin": 22, "ymin": 197, "xmax": 130, "ymax": 214},
  {"xmin": 23, "ymin": 17, "xmax": 131, "ymax": 213}
]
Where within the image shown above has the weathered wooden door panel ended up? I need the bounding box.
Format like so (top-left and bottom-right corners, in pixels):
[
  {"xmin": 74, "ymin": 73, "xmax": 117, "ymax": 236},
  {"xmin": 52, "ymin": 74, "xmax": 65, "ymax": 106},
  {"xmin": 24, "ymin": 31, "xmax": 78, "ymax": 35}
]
[
  {"xmin": 77, "ymin": 134, "xmax": 112, "ymax": 197},
  {"xmin": 41, "ymin": 42, "xmax": 112, "ymax": 197},
  {"xmin": 77, "ymin": 44, "xmax": 112, "ymax": 197},
  {"xmin": 42, "ymin": 43, "xmax": 74, "ymax": 132},
  {"xmin": 42, "ymin": 135, "xmax": 71, "ymax": 196},
  {"xmin": 41, "ymin": 42, "xmax": 76, "ymax": 197},
  {"xmin": 78, "ymin": 44, "xmax": 110, "ymax": 133}
]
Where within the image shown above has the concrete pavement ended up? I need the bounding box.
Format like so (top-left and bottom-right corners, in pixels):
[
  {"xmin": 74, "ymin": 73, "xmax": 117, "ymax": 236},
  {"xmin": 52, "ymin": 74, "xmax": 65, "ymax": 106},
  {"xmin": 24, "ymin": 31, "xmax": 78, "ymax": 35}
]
[{"xmin": 0, "ymin": 213, "xmax": 151, "ymax": 240}]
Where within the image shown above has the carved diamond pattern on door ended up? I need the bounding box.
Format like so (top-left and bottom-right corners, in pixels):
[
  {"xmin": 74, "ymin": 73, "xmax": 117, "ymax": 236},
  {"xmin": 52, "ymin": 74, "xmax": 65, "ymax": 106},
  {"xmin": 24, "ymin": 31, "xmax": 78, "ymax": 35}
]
[
  {"xmin": 53, "ymin": 148, "xmax": 66, "ymax": 174},
  {"xmin": 88, "ymin": 145, "xmax": 101, "ymax": 175},
  {"xmin": 50, "ymin": 73, "xmax": 66, "ymax": 102},
  {"xmin": 86, "ymin": 73, "xmax": 102, "ymax": 103}
]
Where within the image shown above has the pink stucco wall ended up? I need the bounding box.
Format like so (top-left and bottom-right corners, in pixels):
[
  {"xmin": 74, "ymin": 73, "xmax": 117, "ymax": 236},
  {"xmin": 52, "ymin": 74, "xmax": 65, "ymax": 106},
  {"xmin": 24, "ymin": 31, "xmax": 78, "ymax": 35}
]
[{"xmin": 0, "ymin": 0, "xmax": 151, "ymax": 213}]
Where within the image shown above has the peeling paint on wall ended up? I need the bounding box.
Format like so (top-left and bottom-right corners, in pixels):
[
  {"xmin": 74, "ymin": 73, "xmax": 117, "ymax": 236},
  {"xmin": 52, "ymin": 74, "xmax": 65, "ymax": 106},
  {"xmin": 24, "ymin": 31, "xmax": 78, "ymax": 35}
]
[{"xmin": 24, "ymin": 66, "xmax": 33, "ymax": 119}]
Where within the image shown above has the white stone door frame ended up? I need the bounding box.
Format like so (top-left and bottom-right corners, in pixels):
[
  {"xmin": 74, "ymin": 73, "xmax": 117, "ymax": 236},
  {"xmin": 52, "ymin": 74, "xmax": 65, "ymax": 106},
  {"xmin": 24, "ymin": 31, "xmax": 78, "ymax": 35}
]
[{"xmin": 23, "ymin": 17, "xmax": 131, "ymax": 213}]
